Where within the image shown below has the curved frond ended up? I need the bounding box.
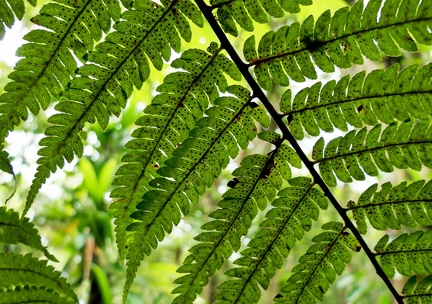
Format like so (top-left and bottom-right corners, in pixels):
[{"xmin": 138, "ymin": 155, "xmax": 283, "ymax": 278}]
[
  {"xmin": 375, "ymin": 231, "xmax": 432, "ymax": 278},
  {"xmin": 312, "ymin": 120, "xmax": 432, "ymax": 187},
  {"xmin": 0, "ymin": 0, "xmax": 35, "ymax": 40},
  {"xmin": 215, "ymin": 177, "xmax": 328, "ymax": 304},
  {"xmin": 210, "ymin": 0, "xmax": 312, "ymax": 36},
  {"xmin": 25, "ymin": 0, "xmax": 203, "ymax": 216},
  {"xmin": 0, "ymin": 206, "xmax": 57, "ymax": 261},
  {"xmin": 0, "ymin": 252, "xmax": 78, "ymax": 303},
  {"xmin": 244, "ymin": 0, "xmax": 432, "ymax": 90},
  {"xmin": 274, "ymin": 222, "xmax": 360, "ymax": 303},
  {"xmin": 347, "ymin": 180, "xmax": 432, "ymax": 234},
  {"xmin": 280, "ymin": 63, "xmax": 432, "ymax": 140},
  {"xmin": 172, "ymin": 134, "xmax": 301, "ymax": 304},
  {"xmin": 123, "ymin": 85, "xmax": 269, "ymax": 303},
  {"xmin": 0, "ymin": 0, "xmax": 121, "ymax": 145},
  {"xmin": 402, "ymin": 275, "xmax": 432, "ymax": 303},
  {"xmin": 2, "ymin": 286, "xmax": 76, "ymax": 304},
  {"xmin": 110, "ymin": 44, "xmax": 241, "ymax": 262}
]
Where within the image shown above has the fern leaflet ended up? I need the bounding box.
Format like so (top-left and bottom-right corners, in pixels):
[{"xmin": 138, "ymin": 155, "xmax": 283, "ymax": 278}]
[
  {"xmin": 0, "ymin": 0, "xmax": 121, "ymax": 145},
  {"xmin": 402, "ymin": 275, "xmax": 432, "ymax": 303},
  {"xmin": 312, "ymin": 120, "xmax": 432, "ymax": 187},
  {"xmin": 173, "ymin": 134, "xmax": 301, "ymax": 304},
  {"xmin": 0, "ymin": 206, "xmax": 57, "ymax": 261},
  {"xmin": 280, "ymin": 63, "xmax": 432, "ymax": 140},
  {"xmin": 0, "ymin": 0, "xmax": 35, "ymax": 40},
  {"xmin": 274, "ymin": 222, "xmax": 360, "ymax": 303},
  {"xmin": 2, "ymin": 286, "xmax": 76, "ymax": 304},
  {"xmin": 110, "ymin": 43, "xmax": 241, "ymax": 262},
  {"xmin": 210, "ymin": 0, "xmax": 312, "ymax": 36},
  {"xmin": 244, "ymin": 0, "xmax": 432, "ymax": 90},
  {"xmin": 215, "ymin": 177, "xmax": 328, "ymax": 303},
  {"xmin": 347, "ymin": 180, "xmax": 432, "ymax": 234},
  {"xmin": 24, "ymin": 0, "xmax": 203, "ymax": 216},
  {"xmin": 0, "ymin": 252, "xmax": 78, "ymax": 302},
  {"xmin": 124, "ymin": 85, "xmax": 269, "ymax": 303},
  {"xmin": 375, "ymin": 231, "xmax": 432, "ymax": 278}
]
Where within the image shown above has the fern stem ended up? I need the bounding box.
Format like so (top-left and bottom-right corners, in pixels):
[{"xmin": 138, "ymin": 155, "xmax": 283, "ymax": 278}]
[{"xmin": 194, "ymin": 0, "xmax": 404, "ymax": 302}]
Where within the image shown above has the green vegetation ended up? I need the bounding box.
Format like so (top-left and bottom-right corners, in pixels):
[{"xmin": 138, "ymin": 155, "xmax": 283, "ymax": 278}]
[{"xmin": 1, "ymin": 0, "xmax": 432, "ymax": 303}]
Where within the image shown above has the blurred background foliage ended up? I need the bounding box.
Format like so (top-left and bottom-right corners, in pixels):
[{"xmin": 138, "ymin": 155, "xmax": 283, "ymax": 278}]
[{"xmin": 0, "ymin": 0, "xmax": 431, "ymax": 303}]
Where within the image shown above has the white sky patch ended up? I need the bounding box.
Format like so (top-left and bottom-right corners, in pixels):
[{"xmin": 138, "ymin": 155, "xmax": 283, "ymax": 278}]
[{"xmin": 0, "ymin": 21, "xmax": 26, "ymax": 67}]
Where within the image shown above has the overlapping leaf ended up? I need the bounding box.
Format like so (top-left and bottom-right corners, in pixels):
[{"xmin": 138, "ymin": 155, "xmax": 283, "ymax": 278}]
[
  {"xmin": 0, "ymin": 0, "xmax": 121, "ymax": 145},
  {"xmin": 402, "ymin": 275, "xmax": 432, "ymax": 303},
  {"xmin": 210, "ymin": 0, "xmax": 312, "ymax": 36},
  {"xmin": 0, "ymin": 252, "xmax": 77, "ymax": 302},
  {"xmin": 0, "ymin": 0, "xmax": 35, "ymax": 40},
  {"xmin": 312, "ymin": 120, "xmax": 432, "ymax": 187},
  {"xmin": 375, "ymin": 231, "xmax": 432, "ymax": 278},
  {"xmin": 110, "ymin": 43, "xmax": 241, "ymax": 262},
  {"xmin": 1, "ymin": 286, "xmax": 76, "ymax": 304},
  {"xmin": 124, "ymin": 85, "xmax": 269, "ymax": 303},
  {"xmin": 243, "ymin": 0, "xmax": 432, "ymax": 90},
  {"xmin": 275, "ymin": 222, "xmax": 360, "ymax": 303},
  {"xmin": 280, "ymin": 63, "xmax": 432, "ymax": 140},
  {"xmin": 0, "ymin": 206, "xmax": 56, "ymax": 261},
  {"xmin": 216, "ymin": 177, "xmax": 327, "ymax": 304},
  {"xmin": 173, "ymin": 132, "xmax": 301, "ymax": 304},
  {"xmin": 347, "ymin": 180, "xmax": 432, "ymax": 234},
  {"xmin": 25, "ymin": 0, "xmax": 203, "ymax": 216}
]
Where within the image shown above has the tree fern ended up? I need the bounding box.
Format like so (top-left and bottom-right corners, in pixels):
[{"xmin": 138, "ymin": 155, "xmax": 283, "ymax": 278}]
[{"xmin": 1, "ymin": 0, "xmax": 432, "ymax": 303}]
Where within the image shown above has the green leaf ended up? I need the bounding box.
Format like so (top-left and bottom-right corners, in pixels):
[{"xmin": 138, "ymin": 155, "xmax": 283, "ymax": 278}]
[
  {"xmin": 314, "ymin": 120, "xmax": 432, "ymax": 186},
  {"xmin": 275, "ymin": 223, "xmax": 360, "ymax": 303},
  {"xmin": 216, "ymin": 178, "xmax": 327, "ymax": 304},
  {"xmin": 0, "ymin": 207, "xmax": 57, "ymax": 262},
  {"xmin": 0, "ymin": 252, "xmax": 77, "ymax": 302},
  {"xmin": 247, "ymin": 0, "xmax": 432, "ymax": 86}
]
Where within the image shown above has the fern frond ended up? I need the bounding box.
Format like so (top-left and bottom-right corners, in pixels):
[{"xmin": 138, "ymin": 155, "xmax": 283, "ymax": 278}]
[
  {"xmin": 0, "ymin": 0, "xmax": 35, "ymax": 40},
  {"xmin": 0, "ymin": 206, "xmax": 57, "ymax": 261},
  {"xmin": 25, "ymin": 0, "xmax": 203, "ymax": 216},
  {"xmin": 2, "ymin": 286, "xmax": 76, "ymax": 304},
  {"xmin": 375, "ymin": 231, "xmax": 432, "ymax": 278},
  {"xmin": 244, "ymin": 0, "xmax": 432, "ymax": 90},
  {"xmin": 0, "ymin": 0, "xmax": 121, "ymax": 145},
  {"xmin": 347, "ymin": 180, "xmax": 432, "ymax": 234},
  {"xmin": 274, "ymin": 222, "xmax": 360, "ymax": 303},
  {"xmin": 312, "ymin": 119, "xmax": 432, "ymax": 187},
  {"xmin": 402, "ymin": 275, "xmax": 432, "ymax": 303},
  {"xmin": 123, "ymin": 85, "xmax": 269, "ymax": 303},
  {"xmin": 280, "ymin": 63, "xmax": 432, "ymax": 140},
  {"xmin": 110, "ymin": 43, "xmax": 241, "ymax": 262},
  {"xmin": 0, "ymin": 252, "xmax": 78, "ymax": 302},
  {"xmin": 172, "ymin": 134, "xmax": 301, "ymax": 304},
  {"xmin": 215, "ymin": 177, "xmax": 328, "ymax": 304},
  {"xmin": 210, "ymin": 0, "xmax": 312, "ymax": 36}
]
